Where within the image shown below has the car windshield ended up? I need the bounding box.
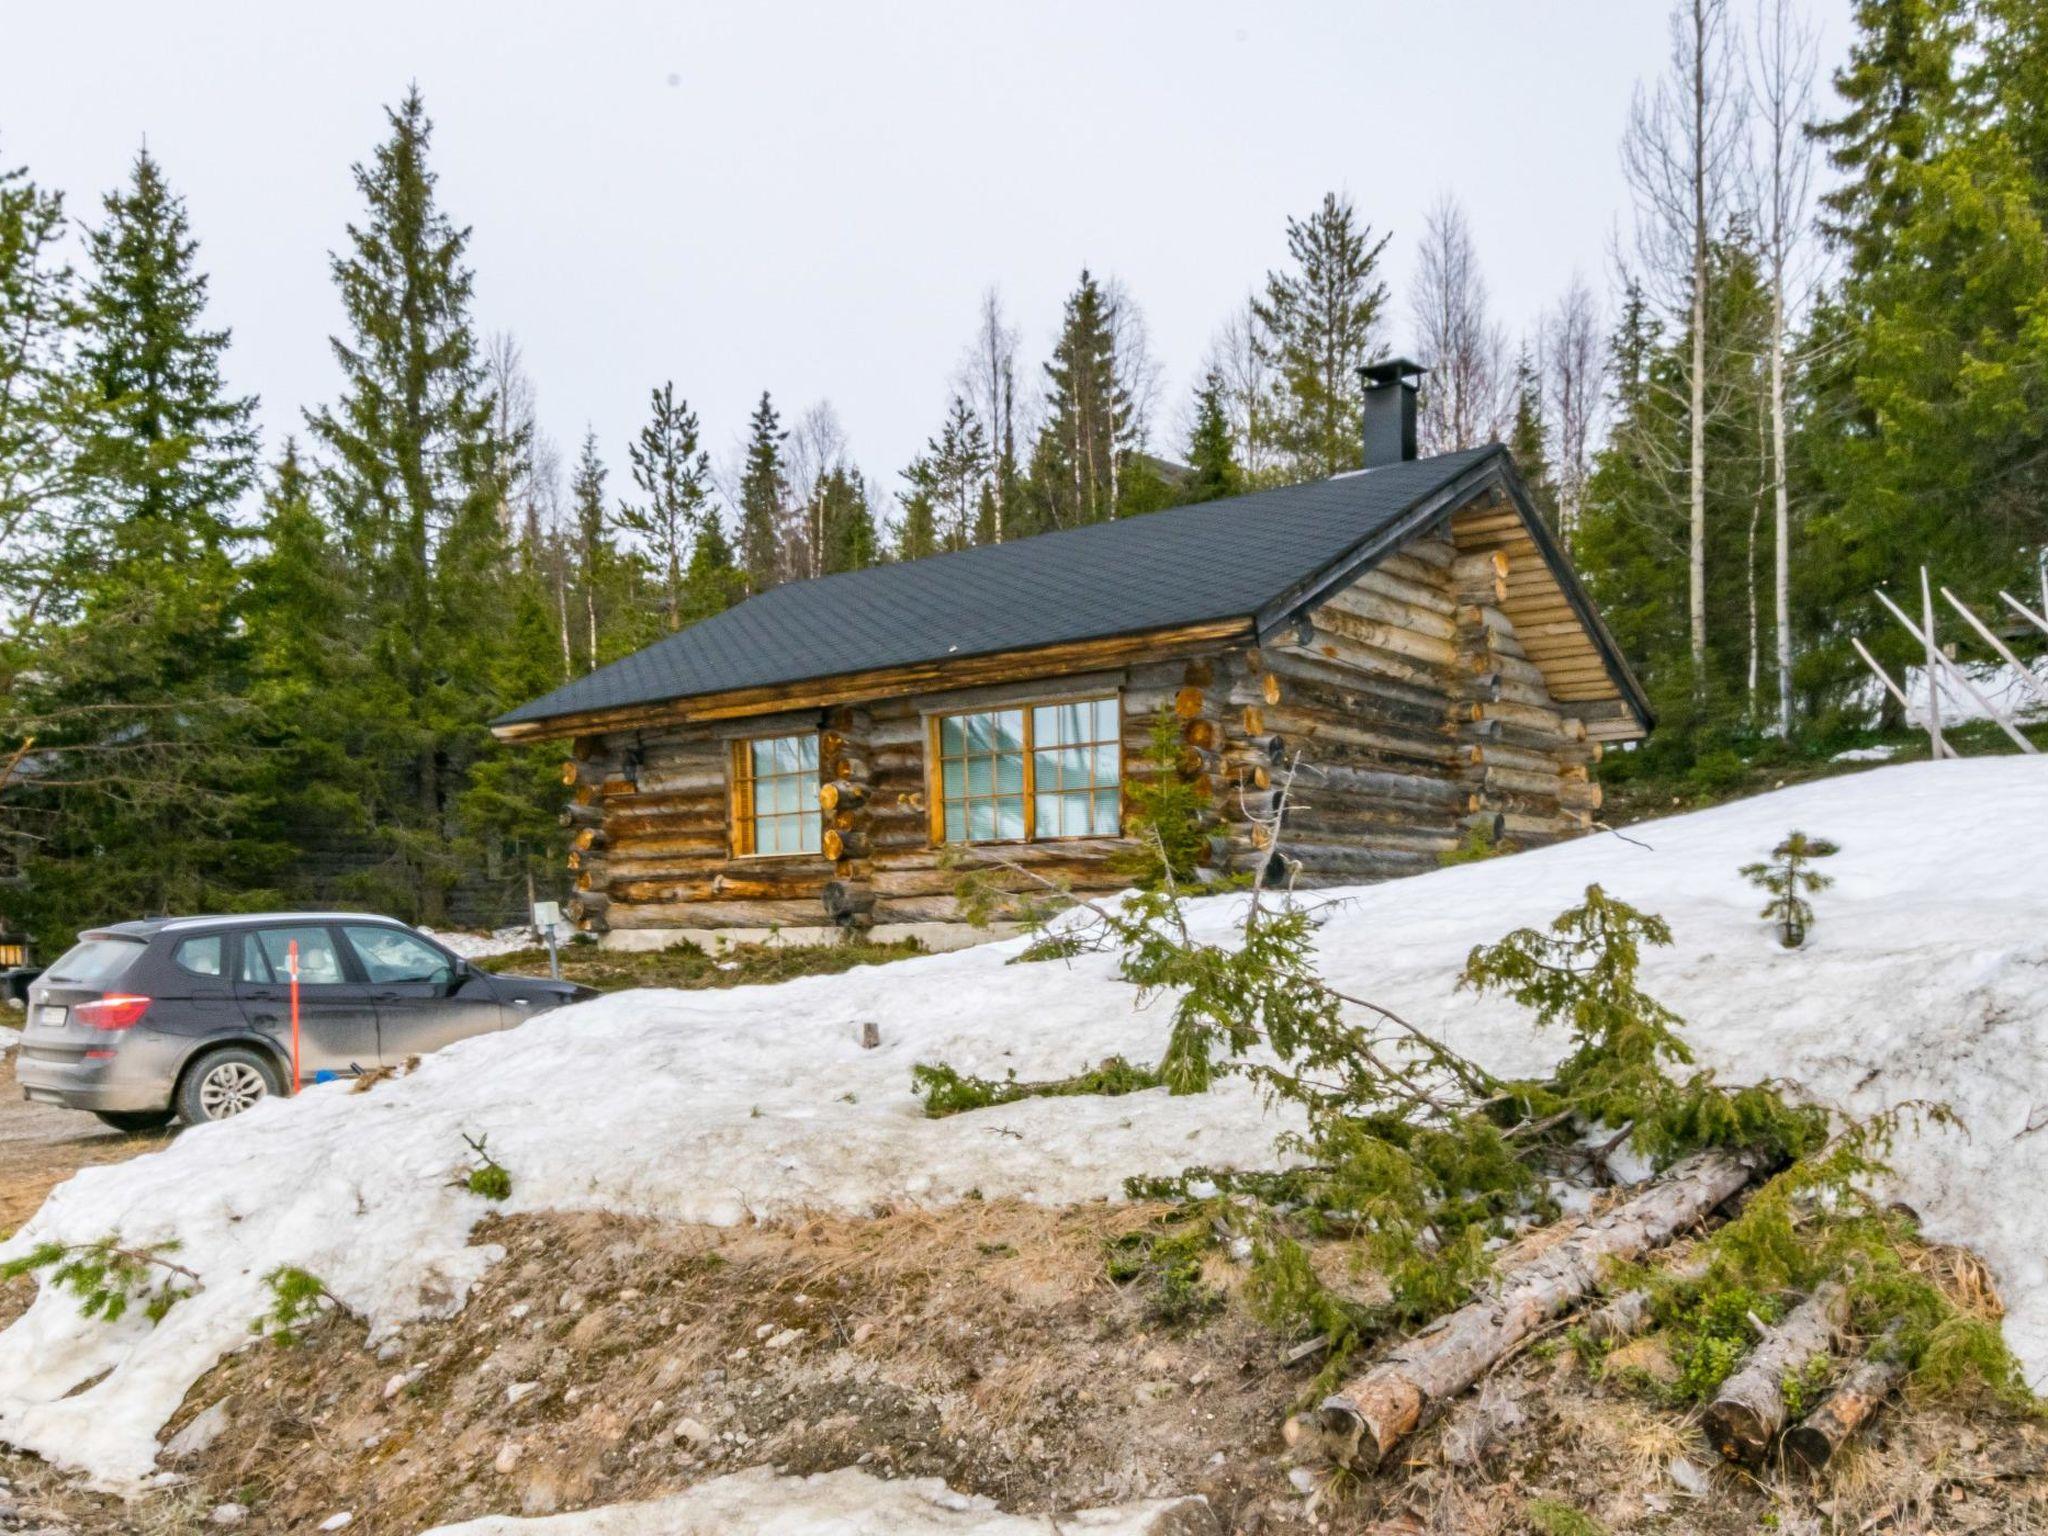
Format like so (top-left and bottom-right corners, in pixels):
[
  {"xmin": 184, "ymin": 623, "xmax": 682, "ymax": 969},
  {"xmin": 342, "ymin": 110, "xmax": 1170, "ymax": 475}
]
[{"xmin": 43, "ymin": 936, "xmax": 145, "ymax": 986}]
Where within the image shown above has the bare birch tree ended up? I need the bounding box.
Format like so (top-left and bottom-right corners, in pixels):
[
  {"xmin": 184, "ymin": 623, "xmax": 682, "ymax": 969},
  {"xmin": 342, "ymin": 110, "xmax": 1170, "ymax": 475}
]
[
  {"xmin": 1201, "ymin": 299, "xmax": 1282, "ymax": 486},
  {"xmin": 1411, "ymin": 194, "xmax": 1511, "ymax": 455},
  {"xmin": 1744, "ymin": 0, "xmax": 1819, "ymax": 734},
  {"xmin": 1622, "ymin": 0, "xmax": 1744, "ymax": 685},
  {"xmin": 953, "ymin": 288, "xmax": 1020, "ymax": 542},
  {"xmin": 483, "ymin": 330, "xmax": 540, "ymax": 550},
  {"xmin": 1540, "ymin": 275, "xmax": 1604, "ymax": 548},
  {"xmin": 785, "ymin": 400, "xmax": 849, "ymax": 579}
]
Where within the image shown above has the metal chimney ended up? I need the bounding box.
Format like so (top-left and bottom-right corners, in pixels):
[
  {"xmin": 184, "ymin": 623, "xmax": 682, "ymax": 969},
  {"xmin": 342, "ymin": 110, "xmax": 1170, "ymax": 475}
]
[{"xmin": 1359, "ymin": 358, "xmax": 1423, "ymax": 468}]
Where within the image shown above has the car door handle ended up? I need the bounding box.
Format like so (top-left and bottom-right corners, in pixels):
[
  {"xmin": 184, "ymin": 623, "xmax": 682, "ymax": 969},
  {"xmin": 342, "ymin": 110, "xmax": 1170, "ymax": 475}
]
[{"xmin": 372, "ymin": 991, "xmax": 401, "ymax": 1003}]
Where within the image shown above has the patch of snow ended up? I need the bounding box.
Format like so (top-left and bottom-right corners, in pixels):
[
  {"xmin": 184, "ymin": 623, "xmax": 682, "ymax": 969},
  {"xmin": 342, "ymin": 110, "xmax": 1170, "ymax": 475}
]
[
  {"xmin": 417, "ymin": 1466, "xmax": 1211, "ymax": 1534},
  {"xmin": 423, "ymin": 926, "xmax": 552, "ymax": 961},
  {"xmin": 1830, "ymin": 744, "xmax": 1899, "ymax": 763},
  {"xmin": 1885, "ymin": 660, "xmax": 2048, "ymax": 727},
  {"xmin": 1, "ymin": 759, "xmax": 2045, "ymax": 1489}
]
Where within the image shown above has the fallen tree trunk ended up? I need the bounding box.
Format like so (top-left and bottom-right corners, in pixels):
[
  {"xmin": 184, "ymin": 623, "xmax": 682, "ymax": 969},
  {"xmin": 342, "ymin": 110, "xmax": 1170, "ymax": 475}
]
[
  {"xmin": 1781, "ymin": 1337, "xmax": 1906, "ymax": 1472},
  {"xmin": 1308, "ymin": 1148, "xmax": 1761, "ymax": 1471},
  {"xmin": 1701, "ymin": 1283, "xmax": 1847, "ymax": 1465}
]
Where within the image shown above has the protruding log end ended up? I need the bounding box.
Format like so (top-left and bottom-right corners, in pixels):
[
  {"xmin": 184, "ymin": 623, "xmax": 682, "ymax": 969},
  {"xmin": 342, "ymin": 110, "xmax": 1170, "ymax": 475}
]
[{"xmin": 1700, "ymin": 1400, "xmax": 1772, "ymax": 1466}]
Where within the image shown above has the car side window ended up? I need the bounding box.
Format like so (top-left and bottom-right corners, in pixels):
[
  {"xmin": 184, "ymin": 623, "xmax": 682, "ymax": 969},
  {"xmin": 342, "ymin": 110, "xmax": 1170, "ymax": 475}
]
[
  {"xmin": 173, "ymin": 934, "xmax": 225, "ymax": 978},
  {"xmin": 244, "ymin": 927, "xmax": 348, "ymax": 986},
  {"xmin": 342, "ymin": 926, "xmax": 453, "ymax": 985}
]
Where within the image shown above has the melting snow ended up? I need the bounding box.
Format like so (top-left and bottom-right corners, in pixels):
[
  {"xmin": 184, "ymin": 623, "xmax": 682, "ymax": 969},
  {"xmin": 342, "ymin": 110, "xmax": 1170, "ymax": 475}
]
[
  {"xmin": 0, "ymin": 758, "xmax": 2043, "ymax": 1489},
  {"xmin": 418, "ymin": 1466, "xmax": 1211, "ymax": 1534}
]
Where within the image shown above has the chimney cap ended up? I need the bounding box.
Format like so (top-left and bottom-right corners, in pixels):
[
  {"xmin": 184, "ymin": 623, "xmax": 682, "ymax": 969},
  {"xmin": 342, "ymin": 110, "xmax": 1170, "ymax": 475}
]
[{"xmin": 1360, "ymin": 357, "xmax": 1425, "ymax": 389}]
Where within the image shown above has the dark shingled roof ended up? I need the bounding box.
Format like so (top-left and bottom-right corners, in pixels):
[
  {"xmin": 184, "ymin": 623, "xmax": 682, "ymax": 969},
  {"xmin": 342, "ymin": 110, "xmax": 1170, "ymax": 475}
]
[{"xmin": 498, "ymin": 445, "xmax": 1507, "ymax": 727}]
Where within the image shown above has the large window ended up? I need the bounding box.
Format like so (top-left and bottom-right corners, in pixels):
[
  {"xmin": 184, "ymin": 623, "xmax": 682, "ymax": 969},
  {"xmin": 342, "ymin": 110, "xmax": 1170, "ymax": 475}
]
[
  {"xmin": 932, "ymin": 697, "xmax": 1121, "ymax": 844},
  {"xmin": 732, "ymin": 733, "xmax": 821, "ymax": 857}
]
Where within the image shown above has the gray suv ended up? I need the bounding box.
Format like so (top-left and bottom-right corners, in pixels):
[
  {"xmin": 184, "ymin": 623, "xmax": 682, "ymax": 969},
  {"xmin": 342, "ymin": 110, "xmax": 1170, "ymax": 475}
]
[{"xmin": 18, "ymin": 914, "xmax": 595, "ymax": 1130}]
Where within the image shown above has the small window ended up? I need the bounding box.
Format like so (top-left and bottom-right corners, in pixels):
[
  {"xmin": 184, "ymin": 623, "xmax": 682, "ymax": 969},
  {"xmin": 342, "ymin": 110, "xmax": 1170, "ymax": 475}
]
[
  {"xmin": 241, "ymin": 926, "xmax": 347, "ymax": 985},
  {"xmin": 933, "ymin": 697, "xmax": 1121, "ymax": 844},
  {"xmin": 343, "ymin": 925, "xmax": 453, "ymax": 984},
  {"xmin": 44, "ymin": 937, "xmax": 144, "ymax": 986},
  {"xmin": 732, "ymin": 733, "xmax": 821, "ymax": 857},
  {"xmin": 173, "ymin": 935, "xmax": 225, "ymax": 978}
]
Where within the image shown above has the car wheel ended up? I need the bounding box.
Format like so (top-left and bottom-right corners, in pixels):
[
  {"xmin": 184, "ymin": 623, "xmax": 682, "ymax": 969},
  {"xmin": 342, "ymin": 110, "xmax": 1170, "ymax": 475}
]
[
  {"xmin": 93, "ymin": 1109, "xmax": 177, "ymax": 1134},
  {"xmin": 177, "ymin": 1047, "xmax": 280, "ymax": 1125}
]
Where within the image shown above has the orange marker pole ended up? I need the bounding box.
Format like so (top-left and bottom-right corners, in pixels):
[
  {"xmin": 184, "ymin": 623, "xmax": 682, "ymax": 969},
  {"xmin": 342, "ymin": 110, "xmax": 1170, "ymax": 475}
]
[{"xmin": 287, "ymin": 938, "xmax": 301, "ymax": 1094}]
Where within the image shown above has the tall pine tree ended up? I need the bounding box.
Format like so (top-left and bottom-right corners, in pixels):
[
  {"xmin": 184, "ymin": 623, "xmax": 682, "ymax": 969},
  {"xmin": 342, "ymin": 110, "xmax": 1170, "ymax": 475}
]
[
  {"xmin": 10, "ymin": 148, "xmax": 264, "ymax": 940},
  {"xmin": 304, "ymin": 89, "xmax": 513, "ymax": 923},
  {"xmin": 618, "ymin": 381, "xmax": 712, "ymax": 632},
  {"xmin": 1251, "ymin": 192, "xmax": 1391, "ymax": 481},
  {"xmin": 737, "ymin": 390, "xmax": 787, "ymax": 593},
  {"xmin": 1030, "ymin": 270, "xmax": 1131, "ymax": 529}
]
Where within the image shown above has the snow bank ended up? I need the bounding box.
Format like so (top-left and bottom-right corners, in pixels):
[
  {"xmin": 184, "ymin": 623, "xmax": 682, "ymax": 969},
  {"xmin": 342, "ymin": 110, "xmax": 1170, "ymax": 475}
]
[
  {"xmin": 419, "ymin": 1466, "xmax": 1211, "ymax": 1535},
  {"xmin": 1, "ymin": 758, "xmax": 2044, "ymax": 1490}
]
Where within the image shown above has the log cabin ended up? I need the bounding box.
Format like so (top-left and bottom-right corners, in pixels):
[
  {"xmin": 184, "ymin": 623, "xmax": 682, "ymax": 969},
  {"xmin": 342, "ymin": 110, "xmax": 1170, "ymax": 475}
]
[{"xmin": 492, "ymin": 361, "xmax": 1651, "ymax": 950}]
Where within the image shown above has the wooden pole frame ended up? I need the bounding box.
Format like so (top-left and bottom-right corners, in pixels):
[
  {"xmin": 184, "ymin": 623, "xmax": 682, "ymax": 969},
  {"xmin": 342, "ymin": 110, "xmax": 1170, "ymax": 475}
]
[
  {"xmin": 1848, "ymin": 637, "xmax": 1951, "ymax": 758},
  {"xmin": 1875, "ymin": 590, "xmax": 2038, "ymax": 755},
  {"xmin": 1941, "ymin": 587, "xmax": 2048, "ymax": 710}
]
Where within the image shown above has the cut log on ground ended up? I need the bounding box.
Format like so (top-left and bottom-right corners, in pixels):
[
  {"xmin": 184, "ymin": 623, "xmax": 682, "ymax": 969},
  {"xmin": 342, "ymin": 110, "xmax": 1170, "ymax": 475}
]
[
  {"xmin": 1781, "ymin": 1338, "xmax": 1907, "ymax": 1472},
  {"xmin": 1307, "ymin": 1148, "xmax": 1762, "ymax": 1472},
  {"xmin": 1700, "ymin": 1282, "xmax": 1847, "ymax": 1465}
]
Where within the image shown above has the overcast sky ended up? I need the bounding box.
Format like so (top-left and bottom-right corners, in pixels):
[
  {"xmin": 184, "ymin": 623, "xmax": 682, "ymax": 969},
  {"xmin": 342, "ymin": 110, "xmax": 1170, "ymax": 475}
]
[{"xmin": 6, "ymin": 0, "xmax": 1853, "ymax": 515}]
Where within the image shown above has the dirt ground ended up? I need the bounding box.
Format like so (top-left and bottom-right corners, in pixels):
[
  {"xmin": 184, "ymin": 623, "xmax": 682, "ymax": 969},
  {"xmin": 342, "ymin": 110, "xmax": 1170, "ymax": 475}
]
[
  {"xmin": 0, "ymin": 1043, "xmax": 171, "ymax": 1235},
  {"xmin": 0, "ymin": 1061, "xmax": 2039, "ymax": 1535},
  {"xmin": 0, "ymin": 1199, "xmax": 2032, "ymax": 1536}
]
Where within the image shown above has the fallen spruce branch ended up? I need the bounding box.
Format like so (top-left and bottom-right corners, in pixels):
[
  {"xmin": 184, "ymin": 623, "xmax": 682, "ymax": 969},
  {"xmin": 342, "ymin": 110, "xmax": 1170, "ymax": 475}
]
[
  {"xmin": 1782, "ymin": 1330, "xmax": 1907, "ymax": 1472},
  {"xmin": 1701, "ymin": 1281, "xmax": 1846, "ymax": 1464},
  {"xmin": 1297, "ymin": 1147, "xmax": 1764, "ymax": 1472}
]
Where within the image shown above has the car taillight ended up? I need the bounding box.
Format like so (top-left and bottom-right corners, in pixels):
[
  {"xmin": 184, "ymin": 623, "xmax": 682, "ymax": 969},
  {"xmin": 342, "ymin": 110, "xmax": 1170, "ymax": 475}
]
[{"xmin": 74, "ymin": 994, "xmax": 151, "ymax": 1030}]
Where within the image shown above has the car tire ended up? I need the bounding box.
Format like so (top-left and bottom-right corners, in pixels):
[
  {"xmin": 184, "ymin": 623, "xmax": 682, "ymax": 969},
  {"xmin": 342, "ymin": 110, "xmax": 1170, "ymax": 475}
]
[
  {"xmin": 176, "ymin": 1047, "xmax": 281, "ymax": 1125},
  {"xmin": 93, "ymin": 1109, "xmax": 176, "ymax": 1134}
]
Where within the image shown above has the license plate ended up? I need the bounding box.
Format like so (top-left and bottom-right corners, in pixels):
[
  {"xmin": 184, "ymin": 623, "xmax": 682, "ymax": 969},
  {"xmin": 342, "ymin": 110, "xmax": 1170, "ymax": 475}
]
[{"xmin": 34, "ymin": 1004, "xmax": 66, "ymax": 1029}]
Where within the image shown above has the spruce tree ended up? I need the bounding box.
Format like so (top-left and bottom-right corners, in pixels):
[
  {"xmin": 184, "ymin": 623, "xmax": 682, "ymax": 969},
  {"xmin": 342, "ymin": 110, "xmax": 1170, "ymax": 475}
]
[
  {"xmin": 0, "ymin": 151, "xmax": 78, "ymax": 674},
  {"xmin": 909, "ymin": 395, "xmax": 988, "ymax": 550},
  {"xmin": 1251, "ymin": 192, "xmax": 1391, "ymax": 481},
  {"xmin": 1811, "ymin": 0, "xmax": 1976, "ymax": 279},
  {"xmin": 894, "ymin": 471, "xmax": 940, "ymax": 561},
  {"xmin": 1506, "ymin": 350, "xmax": 1559, "ymax": 531},
  {"xmin": 737, "ymin": 390, "xmax": 787, "ymax": 593},
  {"xmin": 681, "ymin": 509, "xmax": 744, "ymax": 620},
  {"xmin": 816, "ymin": 464, "xmax": 878, "ymax": 573},
  {"xmin": 569, "ymin": 430, "xmax": 615, "ymax": 670},
  {"xmin": 73, "ymin": 150, "xmax": 257, "ymax": 545},
  {"xmin": 10, "ymin": 149, "xmax": 264, "ymax": 938},
  {"xmin": 1182, "ymin": 369, "xmax": 1242, "ymax": 503},
  {"xmin": 618, "ymin": 381, "xmax": 711, "ymax": 632},
  {"xmin": 1031, "ymin": 270, "xmax": 1131, "ymax": 528},
  {"xmin": 304, "ymin": 88, "xmax": 511, "ymax": 923}
]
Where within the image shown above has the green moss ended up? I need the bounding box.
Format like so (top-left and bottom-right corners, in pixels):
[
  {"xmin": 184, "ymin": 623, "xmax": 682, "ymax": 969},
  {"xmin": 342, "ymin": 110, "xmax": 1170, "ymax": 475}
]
[
  {"xmin": 1525, "ymin": 1498, "xmax": 1609, "ymax": 1536},
  {"xmin": 1106, "ymin": 1224, "xmax": 1224, "ymax": 1327}
]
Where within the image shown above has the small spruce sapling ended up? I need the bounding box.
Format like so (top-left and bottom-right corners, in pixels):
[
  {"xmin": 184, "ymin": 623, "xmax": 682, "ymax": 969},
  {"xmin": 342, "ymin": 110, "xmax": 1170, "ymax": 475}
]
[
  {"xmin": 0, "ymin": 1237, "xmax": 199, "ymax": 1324},
  {"xmin": 1741, "ymin": 831, "xmax": 1838, "ymax": 948},
  {"xmin": 460, "ymin": 1132, "xmax": 512, "ymax": 1201}
]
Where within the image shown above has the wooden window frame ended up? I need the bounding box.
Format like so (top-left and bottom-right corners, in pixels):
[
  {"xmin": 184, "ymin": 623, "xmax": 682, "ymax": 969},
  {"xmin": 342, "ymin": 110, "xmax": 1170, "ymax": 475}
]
[
  {"xmin": 925, "ymin": 692, "xmax": 1123, "ymax": 848},
  {"xmin": 729, "ymin": 732, "xmax": 822, "ymax": 859}
]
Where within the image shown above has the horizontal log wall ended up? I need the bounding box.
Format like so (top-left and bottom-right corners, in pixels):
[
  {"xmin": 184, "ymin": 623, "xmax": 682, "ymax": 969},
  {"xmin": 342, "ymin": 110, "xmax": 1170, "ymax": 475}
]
[{"xmin": 560, "ymin": 521, "xmax": 1604, "ymax": 935}]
